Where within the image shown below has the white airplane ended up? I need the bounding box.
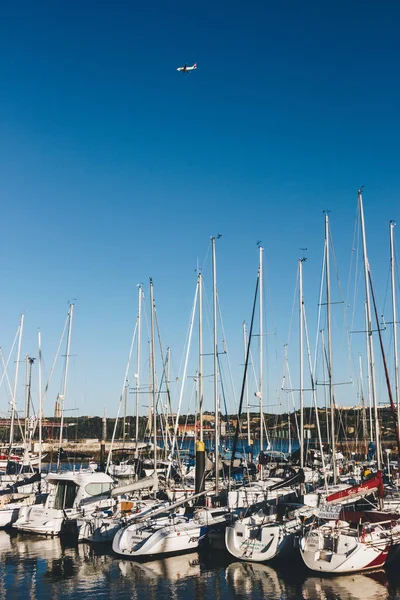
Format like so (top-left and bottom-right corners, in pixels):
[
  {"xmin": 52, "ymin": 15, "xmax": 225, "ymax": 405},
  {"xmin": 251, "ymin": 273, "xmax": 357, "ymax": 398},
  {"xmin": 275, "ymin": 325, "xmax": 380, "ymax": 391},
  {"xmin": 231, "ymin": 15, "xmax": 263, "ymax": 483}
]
[{"xmin": 177, "ymin": 63, "xmax": 197, "ymax": 73}]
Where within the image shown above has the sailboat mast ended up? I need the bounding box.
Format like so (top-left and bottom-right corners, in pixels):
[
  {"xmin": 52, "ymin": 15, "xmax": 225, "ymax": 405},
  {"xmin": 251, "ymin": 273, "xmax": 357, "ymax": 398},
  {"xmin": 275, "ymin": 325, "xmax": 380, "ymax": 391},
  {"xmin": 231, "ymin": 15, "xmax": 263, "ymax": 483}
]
[
  {"xmin": 211, "ymin": 237, "xmax": 219, "ymax": 494},
  {"xmin": 38, "ymin": 330, "xmax": 43, "ymax": 473},
  {"xmin": 57, "ymin": 303, "xmax": 74, "ymax": 470},
  {"xmin": 359, "ymin": 353, "xmax": 368, "ymax": 457},
  {"xmin": 150, "ymin": 279, "xmax": 157, "ymax": 479},
  {"xmin": 359, "ymin": 189, "xmax": 381, "ymax": 469},
  {"xmin": 25, "ymin": 356, "xmax": 34, "ymax": 449},
  {"xmin": 390, "ymin": 221, "xmax": 400, "ymax": 433},
  {"xmin": 320, "ymin": 330, "xmax": 330, "ymax": 446},
  {"xmin": 24, "ymin": 356, "xmax": 29, "ymax": 443},
  {"xmin": 364, "ymin": 301, "xmax": 374, "ymax": 442},
  {"xmin": 199, "ymin": 272, "xmax": 204, "ymax": 443},
  {"xmin": 165, "ymin": 346, "xmax": 171, "ymax": 460},
  {"xmin": 299, "ymin": 258, "xmax": 304, "ymax": 470},
  {"xmin": 325, "ymin": 213, "xmax": 337, "ymax": 484},
  {"xmin": 135, "ymin": 285, "xmax": 142, "ymax": 459},
  {"xmin": 9, "ymin": 314, "xmax": 24, "ymax": 459},
  {"xmin": 243, "ymin": 322, "xmax": 251, "ymax": 447},
  {"xmin": 259, "ymin": 246, "xmax": 264, "ymax": 465}
]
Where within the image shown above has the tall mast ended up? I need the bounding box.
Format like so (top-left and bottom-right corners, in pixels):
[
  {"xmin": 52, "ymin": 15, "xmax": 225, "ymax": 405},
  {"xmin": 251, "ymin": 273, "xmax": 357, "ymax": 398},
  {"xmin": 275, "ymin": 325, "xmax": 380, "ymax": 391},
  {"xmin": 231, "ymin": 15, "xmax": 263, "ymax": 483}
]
[
  {"xmin": 198, "ymin": 272, "xmax": 204, "ymax": 442},
  {"xmin": 57, "ymin": 303, "xmax": 74, "ymax": 471},
  {"xmin": 243, "ymin": 322, "xmax": 251, "ymax": 447},
  {"xmin": 325, "ymin": 213, "xmax": 337, "ymax": 484},
  {"xmin": 122, "ymin": 380, "xmax": 127, "ymax": 446},
  {"xmin": 320, "ymin": 330, "xmax": 330, "ymax": 446},
  {"xmin": 299, "ymin": 259, "xmax": 304, "ymax": 470},
  {"xmin": 283, "ymin": 344, "xmax": 292, "ymax": 454},
  {"xmin": 24, "ymin": 356, "xmax": 29, "ymax": 443},
  {"xmin": 8, "ymin": 314, "xmax": 24, "ymax": 459},
  {"xmin": 359, "ymin": 189, "xmax": 381, "ymax": 469},
  {"xmin": 259, "ymin": 246, "xmax": 264, "ymax": 467},
  {"xmin": 24, "ymin": 356, "xmax": 35, "ymax": 450},
  {"xmin": 165, "ymin": 346, "xmax": 171, "ymax": 459},
  {"xmin": 390, "ymin": 221, "xmax": 400, "ymax": 433},
  {"xmin": 359, "ymin": 353, "xmax": 368, "ymax": 457},
  {"xmin": 38, "ymin": 330, "xmax": 43, "ymax": 473},
  {"xmin": 150, "ymin": 279, "xmax": 158, "ymax": 486},
  {"xmin": 211, "ymin": 237, "xmax": 219, "ymax": 494},
  {"xmin": 135, "ymin": 285, "xmax": 142, "ymax": 459},
  {"xmin": 364, "ymin": 301, "xmax": 374, "ymax": 441}
]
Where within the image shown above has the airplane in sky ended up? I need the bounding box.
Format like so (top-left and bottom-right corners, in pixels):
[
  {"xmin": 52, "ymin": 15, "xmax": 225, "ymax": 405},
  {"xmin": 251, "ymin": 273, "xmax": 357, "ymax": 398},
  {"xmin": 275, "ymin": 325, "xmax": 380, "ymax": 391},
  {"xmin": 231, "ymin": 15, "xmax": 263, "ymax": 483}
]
[{"xmin": 177, "ymin": 63, "xmax": 197, "ymax": 73}]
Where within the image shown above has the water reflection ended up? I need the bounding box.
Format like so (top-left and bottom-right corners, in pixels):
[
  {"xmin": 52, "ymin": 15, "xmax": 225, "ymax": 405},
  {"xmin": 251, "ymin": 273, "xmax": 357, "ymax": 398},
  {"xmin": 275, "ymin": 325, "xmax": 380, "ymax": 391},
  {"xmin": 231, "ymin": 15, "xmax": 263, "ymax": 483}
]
[
  {"xmin": 118, "ymin": 552, "xmax": 201, "ymax": 582},
  {"xmin": 302, "ymin": 572, "xmax": 389, "ymax": 600},
  {"xmin": 0, "ymin": 532, "xmax": 396, "ymax": 599},
  {"xmin": 225, "ymin": 561, "xmax": 287, "ymax": 598}
]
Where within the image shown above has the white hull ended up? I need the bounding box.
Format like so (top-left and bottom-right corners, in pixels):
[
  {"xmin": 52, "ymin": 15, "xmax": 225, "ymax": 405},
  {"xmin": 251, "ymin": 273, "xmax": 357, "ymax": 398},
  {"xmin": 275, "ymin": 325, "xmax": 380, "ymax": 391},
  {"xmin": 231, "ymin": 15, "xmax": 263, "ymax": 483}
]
[
  {"xmin": 13, "ymin": 505, "xmax": 79, "ymax": 536},
  {"xmin": 225, "ymin": 504, "xmax": 315, "ymax": 563},
  {"xmin": 225, "ymin": 520, "xmax": 292, "ymax": 562},
  {"xmin": 0, "ymin": 504, "xmax": 22, "ymax": 528},
  {"xmin": 300, "ymin": 524, "xmax": 389, "ymax": 573},
  {"xmin": 113, "ymin": 519, "xmax": 204, "ymax": 557}
]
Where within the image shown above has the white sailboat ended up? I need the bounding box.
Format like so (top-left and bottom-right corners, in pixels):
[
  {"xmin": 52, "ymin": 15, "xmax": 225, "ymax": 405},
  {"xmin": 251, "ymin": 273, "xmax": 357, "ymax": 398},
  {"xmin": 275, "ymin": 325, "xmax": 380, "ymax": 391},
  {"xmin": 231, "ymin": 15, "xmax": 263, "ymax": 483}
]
[
  {"xmin": 300, "ymin": 469, "xmax": 400, "ymax": 573},
  {"xmin": 300, "ymin": 518, "xmax": 393, "ymax": 574},
  {"xmin": 112, "ymin": 505, "xmax": 227, "ymax": 558},
  {"xmin": 225, "ymin": 500, "xmax": 314, "ymax": 562}
]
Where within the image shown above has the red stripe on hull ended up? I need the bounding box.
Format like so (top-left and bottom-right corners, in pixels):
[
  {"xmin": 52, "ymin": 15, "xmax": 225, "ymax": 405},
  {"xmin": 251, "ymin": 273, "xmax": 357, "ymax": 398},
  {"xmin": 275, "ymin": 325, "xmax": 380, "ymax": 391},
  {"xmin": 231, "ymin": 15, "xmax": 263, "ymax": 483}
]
[{"xmin": 364, "ymin": 548, "xmax": 389, "ymax": 571}]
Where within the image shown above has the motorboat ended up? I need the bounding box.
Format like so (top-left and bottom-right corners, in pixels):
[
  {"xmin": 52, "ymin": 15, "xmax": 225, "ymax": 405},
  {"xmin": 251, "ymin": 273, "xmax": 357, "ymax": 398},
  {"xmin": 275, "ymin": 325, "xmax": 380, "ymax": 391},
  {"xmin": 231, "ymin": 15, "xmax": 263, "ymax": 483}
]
[{"xmin": 13, "ymin": 470, "xmax": 114, "ymax": 536}]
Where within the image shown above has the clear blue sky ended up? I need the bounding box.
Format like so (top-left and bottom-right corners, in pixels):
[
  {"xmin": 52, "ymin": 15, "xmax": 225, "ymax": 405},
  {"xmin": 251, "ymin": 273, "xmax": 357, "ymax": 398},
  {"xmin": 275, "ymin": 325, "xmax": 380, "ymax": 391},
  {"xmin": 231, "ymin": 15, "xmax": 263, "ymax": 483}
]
[{"xmin": 0, "ymin": 1, "xmax": 399, "ymax": 420}]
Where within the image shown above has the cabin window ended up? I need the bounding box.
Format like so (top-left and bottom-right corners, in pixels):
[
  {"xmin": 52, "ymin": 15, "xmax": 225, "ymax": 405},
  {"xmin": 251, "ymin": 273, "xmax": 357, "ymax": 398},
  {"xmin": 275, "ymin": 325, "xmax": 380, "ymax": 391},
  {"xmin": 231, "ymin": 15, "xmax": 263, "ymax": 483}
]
[
  {"xmin": 54, "ymin": 481, "xmax": 77, "ymax": 510},
  {"xmin": 84, "ymin": 482, "xmax": 112, "ymax": 496}
]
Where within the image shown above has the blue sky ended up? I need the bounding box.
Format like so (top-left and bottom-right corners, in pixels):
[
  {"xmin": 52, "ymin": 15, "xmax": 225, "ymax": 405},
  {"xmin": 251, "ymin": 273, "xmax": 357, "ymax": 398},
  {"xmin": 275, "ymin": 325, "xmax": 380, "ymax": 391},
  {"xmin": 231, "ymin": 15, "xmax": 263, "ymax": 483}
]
[{"xmin": 0, "ymin": 1, "xmax": 399, "ymax": 421}]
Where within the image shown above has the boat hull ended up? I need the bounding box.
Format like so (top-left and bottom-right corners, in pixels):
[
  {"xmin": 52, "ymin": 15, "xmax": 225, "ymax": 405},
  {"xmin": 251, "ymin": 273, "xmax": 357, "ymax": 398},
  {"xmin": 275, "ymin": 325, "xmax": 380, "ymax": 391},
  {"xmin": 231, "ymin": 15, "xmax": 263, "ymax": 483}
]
[
  {"xmin": 113, "ymin": 521, "xmax": 204, "ymax": 557},
  {"xmin": 300, "ymin": 530, "xmax": 389, "ymax": 573},
  {"xmin": 225, "ymin": 522, "xmax": 293, "ymax": 562}
]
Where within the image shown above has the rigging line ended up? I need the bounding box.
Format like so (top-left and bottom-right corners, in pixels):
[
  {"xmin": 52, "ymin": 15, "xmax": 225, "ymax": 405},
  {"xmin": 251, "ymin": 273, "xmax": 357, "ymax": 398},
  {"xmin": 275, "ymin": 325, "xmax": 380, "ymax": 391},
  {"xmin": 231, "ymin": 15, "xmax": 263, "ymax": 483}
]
[
  {"xmin": 302, "ymin": 299, "xmax": 328, "ymax": 491},
  {"xmin": 216, "ymin": 294, "xmax": 238, "ymax": 413},
  {"xmin": 350, "ymin": 209, "xmax": 361, "ymax": 335},
  {"xmin": 0, "ymin": 326, "xmax": 20, "ymax": 395},
  {"xmin": 369, "ymin": 269, "xmax": 400, "ymax": 453},
  {"xmin": 229, "ymin": 272, "xmax": 259, "ymax": 483},
  {"xmin": 106, "ymin": 319, "xmax": 138, "ymax": 473},
  {"xmin": 261, "ymin": 255, "xmax": 279, "ymax": 416},
  {"xmin": 247, "ymin": 344, "xmax": 269, "ymax": 446},
  {"xmin": 0, "ymin": 347, "xmax": 16, "ymax": 401},
  {"xmin": 283, "ymin": 349, "xmax": 300, "ymax": 445},
  {"xmin": 382, "ymin": 258, "xmax": 391, "ymax": 318},
  {"xmin": 346, "ymin": 202, "xmax": 360, "ymax": 331},
  {"xmin": 41, "ymin": 311, "xmax": 69, "ymax": 407},
  {"xmin": 175, "ymin": 287, "xmax": 196, "ymax": 385},
  {"xmin": 329, "ymin": 223, "xmax": 357, "ymax": 392},
  {"xmin": 178, "ymin": 379, "xmax": 196, "ymax": 452},
  {"xmin": 313, "ymin": 238, "xmax": 326, "ymax": 377},
  {"xmin": 155, "ymin": 295, "xmax": 195, "ymax": 479},
  {"xmin": 217, "ymin": 353, "xmax": 232, "ymax": 446},
  {"xmin": 154, "ymin": 309, "xmax": 175, "ymax": 439},
  {"xmin": 167, "ymin": 280, "xmax": 198, "ymax": 479},
  {"xmin": 200, "ymin": 239, "xmax": 212, "ymax": 276},
  {"xmin": 286, "ymin": 263, "xmax": 299, "ymax": 351}
]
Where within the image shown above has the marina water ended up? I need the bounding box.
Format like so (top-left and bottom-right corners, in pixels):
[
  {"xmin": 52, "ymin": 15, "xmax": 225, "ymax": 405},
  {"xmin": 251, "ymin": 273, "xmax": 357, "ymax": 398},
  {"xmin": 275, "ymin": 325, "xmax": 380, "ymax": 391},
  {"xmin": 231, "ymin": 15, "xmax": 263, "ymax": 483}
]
[{"xmin": 0, "ymin": 530, "xmax": 400, "ymax": 599}]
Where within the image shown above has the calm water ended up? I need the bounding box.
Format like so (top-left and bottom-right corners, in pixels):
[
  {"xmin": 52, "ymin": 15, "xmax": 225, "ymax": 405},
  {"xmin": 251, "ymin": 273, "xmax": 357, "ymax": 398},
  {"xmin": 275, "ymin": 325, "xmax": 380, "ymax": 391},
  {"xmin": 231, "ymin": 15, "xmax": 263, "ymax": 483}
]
[{"xmin": 0, "ymin": 531, "xmax": 400, "ymax": 599}]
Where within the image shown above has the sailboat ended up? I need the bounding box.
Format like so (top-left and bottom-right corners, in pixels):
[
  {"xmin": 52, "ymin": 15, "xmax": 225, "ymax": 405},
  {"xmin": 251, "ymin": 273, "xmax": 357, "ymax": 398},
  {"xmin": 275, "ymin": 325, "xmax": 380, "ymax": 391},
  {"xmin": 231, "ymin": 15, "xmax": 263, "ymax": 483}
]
[{"xmin": 299, "ymin": 472, "xmax": 400, "ymax": 573}]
